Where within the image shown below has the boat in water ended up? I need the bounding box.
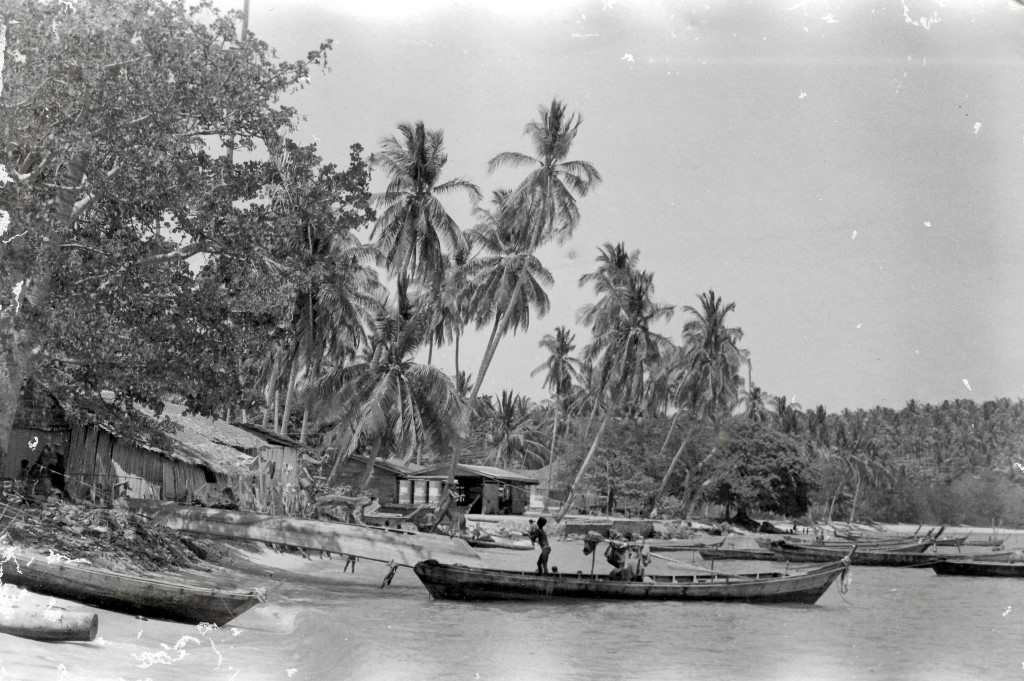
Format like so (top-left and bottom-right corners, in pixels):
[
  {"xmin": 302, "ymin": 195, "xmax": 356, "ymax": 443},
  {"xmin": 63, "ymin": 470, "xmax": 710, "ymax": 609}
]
[
  {"xmin": 932, "ymin": 552, "xmax": 1024, "ymax": 578},
  {"xmin": 768, "ymin": 541, "xmax": 943, "ymax": 568},
  {"xmin": 1, "ymin": 552, "xmax": 263, "ymax": 625},
  {"xmin": 412, "ymin": 556, "xmax": 850, "ymax": 604}
]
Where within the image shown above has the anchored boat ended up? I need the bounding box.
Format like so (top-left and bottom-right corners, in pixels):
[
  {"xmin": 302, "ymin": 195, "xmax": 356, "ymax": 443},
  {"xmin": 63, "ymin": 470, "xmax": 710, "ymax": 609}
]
[{"xmin": 413, "ymin": 556, "xmax": 850, "ymax": 604}]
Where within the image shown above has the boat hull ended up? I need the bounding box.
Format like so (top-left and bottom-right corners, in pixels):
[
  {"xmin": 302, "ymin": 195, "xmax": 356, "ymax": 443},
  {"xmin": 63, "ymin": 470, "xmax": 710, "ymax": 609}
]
[
  {"xmin": 933, "ymin": 560, "xmax": 1024, "ymax": 578},
  {"xmin": 413, "ymin": 559, "xmax": 848, "ymax": 604},
  {"xmin": 699, "ymin": 547, "xmax": 776, "ymax": 561},
  {"xmin": 1, "ymin": 554, "xmax": 262, "ymax": 626},
  {"xmin": 0, "ymin": 606, "xmax": 98, "ymax": 642},
  {"xmin": 769, "ymin": 541, "xmax": 942, "ymax": 567}
]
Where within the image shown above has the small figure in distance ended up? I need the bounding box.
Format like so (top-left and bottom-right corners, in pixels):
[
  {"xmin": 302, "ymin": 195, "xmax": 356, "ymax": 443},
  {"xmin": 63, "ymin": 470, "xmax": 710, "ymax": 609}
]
[
  {"xmin": 343, "ymin": 554, "xmax": 358, "ymax": 573},
  {"xmin": 529, "ymin": 517, "xmax": 551, "ymax": 575}
]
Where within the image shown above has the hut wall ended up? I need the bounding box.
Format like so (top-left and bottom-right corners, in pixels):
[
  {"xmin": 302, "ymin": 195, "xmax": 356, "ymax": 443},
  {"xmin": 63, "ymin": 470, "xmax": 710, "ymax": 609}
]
[
  {"xmin": 335, "ymin": 459, "xmax": 399, "ymax": 504},
  {"xmin": 3, "ymin": 429, "xmax": 70, "ymax": 479}
]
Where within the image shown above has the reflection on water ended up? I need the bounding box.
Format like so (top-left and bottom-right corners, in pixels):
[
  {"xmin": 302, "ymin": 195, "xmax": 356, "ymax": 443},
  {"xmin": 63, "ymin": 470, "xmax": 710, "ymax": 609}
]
[{"xmin": 3, "ymin": 538, "xmax": 1024, "ymax": 681}]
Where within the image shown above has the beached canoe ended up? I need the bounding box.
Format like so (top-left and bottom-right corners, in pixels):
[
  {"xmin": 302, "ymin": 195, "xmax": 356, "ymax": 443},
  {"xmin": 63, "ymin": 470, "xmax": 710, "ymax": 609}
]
[
  {"xmin": 768, "ymin": 541, "xmax": 943, "ymax": 567},
  {"xmin": 131, "ymin": 500, "xmax": 482, "ymax": 567},
  {"xmin": 762, "ymin": 537, "xmax": 935, "ymax": 554},
  {"xmin": 645, "ymin": 538, "xmax": 725, "ymax": 552},
  {"xmin": 1, "ymin": 554, "xmax": 263, "ymax": 625},
  {"xmin": 0, "ymin": 604, "xmax": 98, "ymax": 642},
  {"xmin": 413, "ymin": 556, "xmax": 850, "ymax": 604}
]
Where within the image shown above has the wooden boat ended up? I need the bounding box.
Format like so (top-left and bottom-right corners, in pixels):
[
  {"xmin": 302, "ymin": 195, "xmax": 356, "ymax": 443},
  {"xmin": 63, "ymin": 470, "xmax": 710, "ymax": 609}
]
[
  {"xmin": 699, "ymin": 546, "xmax": 776, "ymax": 561},
  {"xmin": 1, "ymin": 553, "xmax": 263, "ymax": 625},
  {"xmin": 933, "ymin": 535, "xmax": 968, "ymax": 547},
  {"xmin": 769, "ymin": 541, "xmax": 944, "ymax": 568},
  {"xmin": 932, "ymin": 552, "xmax": 1024, "ymax": 577},
  {"xmin": 758, "ymin": 537, "xmax": 934, "ymax": 554},
  {"xmin": 0, "ymin": 604, "xmax": 98, "ymax": 642},
  {"xmin": 961, "ymin": 535, "xmax": 1007, "ymax": 548},
  {"xmin": 645, "ymin": 538, "xmax": 725, "ymax": 552},
  {"xmin": 464, "ymin": 535, "xmax": 533, "ymax": 550},
  {"xmin": 131, "ymin": 500, "xmax": 482, "ymax": 567},
  {"xmin": 413, "ymin": 556, "xmax": 850, "ymax": 604}
]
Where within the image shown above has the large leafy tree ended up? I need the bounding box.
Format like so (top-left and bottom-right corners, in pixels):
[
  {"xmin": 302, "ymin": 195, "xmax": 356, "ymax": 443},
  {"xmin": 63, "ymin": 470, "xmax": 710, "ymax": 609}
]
[
  {"xmin": 488, "ymin": 99, "xmax": 602, "ymax": 249},
  {"xmin": 0, "ymin": 0, "xmax": 334, "ymax": 448}
]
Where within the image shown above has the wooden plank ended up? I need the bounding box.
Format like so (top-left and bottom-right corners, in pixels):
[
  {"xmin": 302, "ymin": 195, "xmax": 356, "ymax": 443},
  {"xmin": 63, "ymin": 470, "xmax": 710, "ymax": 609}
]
[{"xmin": 129, "ymin": 500, "xmax": 483, "ymax": 568}]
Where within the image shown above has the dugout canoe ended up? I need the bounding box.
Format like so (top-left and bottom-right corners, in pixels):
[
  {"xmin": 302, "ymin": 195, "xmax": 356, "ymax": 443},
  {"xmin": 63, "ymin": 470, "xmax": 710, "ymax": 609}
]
[
  {"xmin": 0, "ymin": 604, "xmax": 98, "ymax": 642},
  {"xmin": 464, "ymin": 536, "xmax": 534, "ymax": 550},
  {"xmin": 1, "ymin": 554, "xmax": 262, "ymax": 625},
  {"xmin": 130, "ymin": 500, "xmax": 482, "ymax": 567},
  {"xmin": 932, "ymin": 553, "xmax": 1024, "ymax": 577},
  {"xmin": 768, "ymin": 541, "xmax": 943, "ymax": 567},
  {"xmin": 412, "ymin": 556, "xmax": 850, "ymax": 604},
  {"xmin": 760, "ymin": 537, "xmax": 935, "ymax": 554}
]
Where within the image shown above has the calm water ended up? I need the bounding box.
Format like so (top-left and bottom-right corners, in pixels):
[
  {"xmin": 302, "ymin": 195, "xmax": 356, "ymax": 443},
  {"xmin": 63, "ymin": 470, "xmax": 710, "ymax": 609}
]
[{"xmin": 5, "ymin": 536, "xmax": 1024, "ymax": 681}]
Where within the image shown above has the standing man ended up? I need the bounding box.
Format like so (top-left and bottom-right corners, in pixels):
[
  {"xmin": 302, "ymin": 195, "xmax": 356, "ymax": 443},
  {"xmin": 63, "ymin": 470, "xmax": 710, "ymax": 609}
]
[{"xmin": 529, "ymin": 517, "xmax": 551, "ymax": 575}]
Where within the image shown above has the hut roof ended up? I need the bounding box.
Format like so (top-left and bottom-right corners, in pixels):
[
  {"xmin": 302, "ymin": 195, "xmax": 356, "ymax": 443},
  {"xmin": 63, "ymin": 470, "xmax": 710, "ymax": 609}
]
[
  {"xmin": 231, "ymin": 422, "xmax": 303, "ymax": 449},
  {"xmin": 408, "ymin": 463, "xmax": 539, "ymax": 485}
]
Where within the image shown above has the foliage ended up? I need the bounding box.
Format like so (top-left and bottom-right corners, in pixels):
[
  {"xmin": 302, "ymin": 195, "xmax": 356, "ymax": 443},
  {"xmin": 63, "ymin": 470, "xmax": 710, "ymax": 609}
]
[
  {"xmin": 705, "ymin": 420, "xmax": 812, "ymax": 517},
  {"xmin": 0, "ymin": 0, "xmax": 337, "ymax": 437}
]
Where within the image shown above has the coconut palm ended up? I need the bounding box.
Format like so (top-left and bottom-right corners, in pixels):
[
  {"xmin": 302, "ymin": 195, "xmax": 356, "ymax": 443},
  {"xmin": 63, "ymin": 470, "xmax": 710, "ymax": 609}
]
[
  {"xmin": 576, "ymin": 242, "xmax": 640, "ymax": 332},
  {"xmin": 314, "ymin": 306, "xmax": 465, "ymax": 488},
  {"xmin": 373, "ymin": 122, "xmax": 480, "ymax": 297},
  {"xmin": 478, "ymin": 390, "xmax": 548, "ymax": 468},
  {"xmin": 557, "ymin": 269, "xmax": 674, "ymax": 521},
  {"xmin": 772, "ymin": 394, "xmax": 803, "ymax": 434},
  {"xmin": 678, "ymin": 290, "xmax": 746, "ymax": 423},
  {"xmin": 488, "ymin": 99, "xmax": 602, "ymax": 249},
  {"xmin": 465, "ymin": 193, "xmax": 554, "ymax": 400},
  {"xmin": 531, "ymin": 326, "xmax": 583, "ymax": 503}
]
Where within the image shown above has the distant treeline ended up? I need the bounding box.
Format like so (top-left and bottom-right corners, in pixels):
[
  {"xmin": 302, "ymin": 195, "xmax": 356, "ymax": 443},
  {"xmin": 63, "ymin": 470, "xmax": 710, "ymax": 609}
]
[{"xmin": 457, "ymin": 396, "xmax": 1024, "ymax": 528}]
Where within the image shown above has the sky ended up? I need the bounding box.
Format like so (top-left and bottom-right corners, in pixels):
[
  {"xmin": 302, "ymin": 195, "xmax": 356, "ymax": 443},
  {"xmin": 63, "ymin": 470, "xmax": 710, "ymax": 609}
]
[{"xmin": 230, "ymin": 0, "xmax": 1024, "ymax": 412}]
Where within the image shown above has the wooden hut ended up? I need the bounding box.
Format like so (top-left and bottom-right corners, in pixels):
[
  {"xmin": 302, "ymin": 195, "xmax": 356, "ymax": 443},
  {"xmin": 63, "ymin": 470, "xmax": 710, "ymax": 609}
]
[
  {"xmin": 331, "ymin": 455, "xmax": 413, "ymax": 506},
  {"xmin": 3, "ymin": 386, "xmax": 299, "ymax": 513},
  {"xmin": 404, "ymin": 464, "xmax": 539, "ymax": 515}
]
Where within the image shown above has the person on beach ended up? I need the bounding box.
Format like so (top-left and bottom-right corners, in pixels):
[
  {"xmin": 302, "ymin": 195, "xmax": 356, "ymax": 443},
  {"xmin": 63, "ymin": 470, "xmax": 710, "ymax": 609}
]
[
  {"xmin": 529, "ymin": 517, "xmax": 551, "ymax": 575},
  {"xmin": 343, "ymin": 554, "xmax": 358, "ymax": 573}
]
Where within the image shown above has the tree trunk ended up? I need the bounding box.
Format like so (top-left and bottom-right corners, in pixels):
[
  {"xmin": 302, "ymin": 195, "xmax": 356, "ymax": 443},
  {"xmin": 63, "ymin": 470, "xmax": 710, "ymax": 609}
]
[
  {"xmin": 427, "ymin": 338, "xmax": 433, "ymax": 366},
  {"xmin": 656, "ymin": 411, "xmax": 681, "ymax": 462},
  {"xmin": 273, "ymin": 389, "xmax": 281, "ymax": 433},
  {"xmin": 299, "ymin": 408, "xmax": 309, "ymax": 444},
  {"xmin": 652, "ymin": 433, "xmax": 692, "ymax": 509},
  {"xmin": 454, "ymin": 327, "xmax": 461, "ymax": 378},
  {"xmin": 544, "ymin": 404, "xmax": 560, "ymax": 511},
  {"xmin": 470, "ymin": 279, "xmax": 525, "ymax": 400},
  {"xmin": 358, "ymin": 439, "xmax": 383, "ymax": 491},
  {"xmin": 556, "ymin": 411, "xmax": 612, "ymax": 522},
  {"xmin": 279, "ymin": 363, "xmax": 297, "ymax": 437},
  {"xmin": 849, "ymin": 470, "xmax": 862, "ymax": 524},
  {"xmin": 469, "ymin": 316, "xmax": 503, "ymax": 401}
]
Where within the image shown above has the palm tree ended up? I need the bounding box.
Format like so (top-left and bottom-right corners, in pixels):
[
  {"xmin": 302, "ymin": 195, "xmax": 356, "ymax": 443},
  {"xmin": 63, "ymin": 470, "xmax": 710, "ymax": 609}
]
[
  {"xmin": 488, "ymin": 99, "xmax": 602, "ymax": 249},
  {"xmin": 557, "ymin": 268, "xmax": 673, "ymax": 521},
  {"xmin": 478, "ymin": 390, "xmax": 547, "ymax": 468},
  {"xmin": 373, "ymin": 122, "xmax": 480, "ymax": 298},
  {"xmin": 531, "ymin": 326, "xmax": 583, "ymax": 503},
  {"xmin": 678, "ymin": 290, "xmax": 746, "ymax": 423},
  {"xmin": 656, "ymin": 290, "xmax": 746, "ymax": 517},
  {"xmin": 465, "ymin": 192, "xmax": 554, "ymax": 400},
  {"xmin": 576, "ymin": 242, "xmax": 640, "ymax": 332},
  {"xmin": 314, "ymin": 306, "xmax": 465, "ymax": 488},
  {"xmin": 772, "ymin": 394, "xmax": 803, "ymax": 434}
]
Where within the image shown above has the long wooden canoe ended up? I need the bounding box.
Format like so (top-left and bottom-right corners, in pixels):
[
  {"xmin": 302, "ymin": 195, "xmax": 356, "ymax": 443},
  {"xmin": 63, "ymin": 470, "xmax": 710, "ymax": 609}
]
[
  {"xmin": 769, "ymin": 541, "xmax": 943, "ymax": 567},
  {"xmin": 761, "ymin": 537, "xmax": 934, "ymax": 554},
  {"xmin": 0, "ymin": 604, "xmax": 98, "ymax": 642},
  {"xmin": 413, "ymin": 557, "xmax": 850, "ymax": 604},
  {"xmin": 932, "ymin": 559, "xmax": 1024, "ymax": 577},
  {"xmin": 464, "ymin": 536, "xmax": 534, "ymax": 550},
  {"xmin": 130, "ymin": 500, "xmax": 482, "ymax": 568},
  {"xmin": 1, "ymin": 553, "xmax": 262, "ymax": 625},
  {"xmin": 699, "ymin": 546, "xmax": 776, "ymax": 561}
]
